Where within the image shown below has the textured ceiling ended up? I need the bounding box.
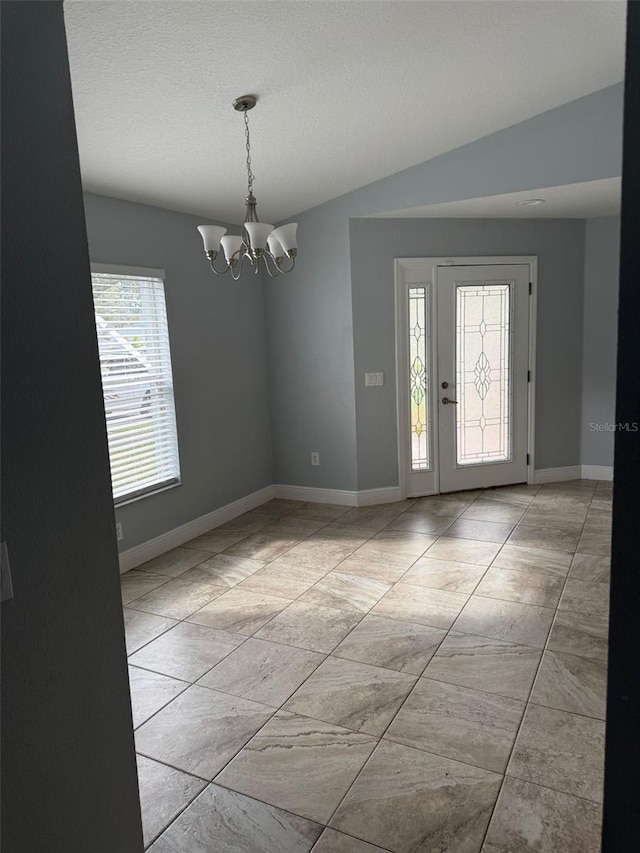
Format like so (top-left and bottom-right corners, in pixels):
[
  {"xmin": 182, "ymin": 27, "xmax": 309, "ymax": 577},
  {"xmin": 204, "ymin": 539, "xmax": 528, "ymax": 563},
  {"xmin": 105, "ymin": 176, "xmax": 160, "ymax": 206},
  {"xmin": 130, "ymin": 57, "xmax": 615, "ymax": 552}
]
[
  {"xmin": 369, "ymin": 178, "xmax": 621, "ymax": 219},
  {"xmin": 64, "ymin": 1, "xmax": 626, "ymax": 224}
]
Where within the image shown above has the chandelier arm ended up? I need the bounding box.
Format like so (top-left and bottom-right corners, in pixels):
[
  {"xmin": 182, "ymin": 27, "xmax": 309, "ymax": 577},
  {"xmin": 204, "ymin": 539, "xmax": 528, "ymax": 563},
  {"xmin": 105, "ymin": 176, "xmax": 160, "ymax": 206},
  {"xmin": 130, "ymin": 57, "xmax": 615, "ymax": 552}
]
[
  {"xmin": 262, "ymin": 252, "xmax": 282, "ymax": 278},
  {"xmin": 208, "ymin": 257, "xmax": 232, "ymax": 276}
]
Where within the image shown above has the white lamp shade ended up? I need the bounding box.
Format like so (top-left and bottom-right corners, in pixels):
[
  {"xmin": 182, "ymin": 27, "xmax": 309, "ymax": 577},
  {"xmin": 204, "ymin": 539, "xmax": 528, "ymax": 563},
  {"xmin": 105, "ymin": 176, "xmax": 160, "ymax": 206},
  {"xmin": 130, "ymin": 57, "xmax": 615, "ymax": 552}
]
[
  {"xmin": 220, "ymin": 235, "xmax": 244, "ymax": 262},
  {"xmin": 267, "ymin": 233, "xmax": 284, "ymax": 258},
  {"xmin": 244, "ymin": 222, "xmax": 274, "ymax": 250},
  {"xmin": 197, "ymin": 225, "xmax": 227, "ymax": 252},
  {"xmin": 271, "ymin": 223, "xmax": 298, "ymax": 253}
]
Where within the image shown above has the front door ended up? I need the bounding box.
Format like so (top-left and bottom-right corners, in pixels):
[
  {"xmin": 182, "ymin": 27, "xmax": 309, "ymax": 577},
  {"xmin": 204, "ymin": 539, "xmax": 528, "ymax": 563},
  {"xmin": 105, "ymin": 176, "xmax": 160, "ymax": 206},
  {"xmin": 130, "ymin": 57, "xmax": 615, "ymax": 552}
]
[{"xmin": 396, "ymin": 258, "xmax": 533, "ymax": 496}]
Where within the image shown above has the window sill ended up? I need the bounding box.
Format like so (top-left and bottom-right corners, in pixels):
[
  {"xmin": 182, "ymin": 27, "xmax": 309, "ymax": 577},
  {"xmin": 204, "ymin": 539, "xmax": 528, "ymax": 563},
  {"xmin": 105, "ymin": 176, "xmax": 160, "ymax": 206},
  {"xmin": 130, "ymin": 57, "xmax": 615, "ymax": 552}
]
[{"xmin": 114, "ymin": 479, "xmax": 182, "ymax": 509}]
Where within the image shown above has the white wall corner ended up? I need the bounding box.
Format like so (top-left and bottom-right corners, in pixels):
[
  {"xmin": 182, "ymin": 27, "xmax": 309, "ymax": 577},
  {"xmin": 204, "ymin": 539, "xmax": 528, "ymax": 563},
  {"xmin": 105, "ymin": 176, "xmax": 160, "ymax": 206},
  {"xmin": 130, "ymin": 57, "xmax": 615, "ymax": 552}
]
[
  {"xmin": 356, "ymin": 487, "xmax": 403, "ymax": 506},
  {"xmin": 118, "ymin": 485, "xmax": 275, "ymax": 573}
]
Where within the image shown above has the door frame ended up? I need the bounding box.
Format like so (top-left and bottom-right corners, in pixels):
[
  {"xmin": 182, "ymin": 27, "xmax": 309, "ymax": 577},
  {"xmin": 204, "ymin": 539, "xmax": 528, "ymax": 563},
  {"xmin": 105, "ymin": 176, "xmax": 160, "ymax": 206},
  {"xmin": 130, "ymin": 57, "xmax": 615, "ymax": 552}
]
[{"xmin": 395, "ymin": 255, "xmax": 538, "ymax": 499}]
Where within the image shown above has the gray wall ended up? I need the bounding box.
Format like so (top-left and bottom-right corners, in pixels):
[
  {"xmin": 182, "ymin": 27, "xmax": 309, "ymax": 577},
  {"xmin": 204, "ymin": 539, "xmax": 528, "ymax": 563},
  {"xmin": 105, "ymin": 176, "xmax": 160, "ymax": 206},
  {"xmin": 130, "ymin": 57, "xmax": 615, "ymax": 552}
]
[
  {"xmin": 350, "ymin": 218, "xmax": 586, "ymax": 489},
  {"xmin": 83, "ymin": 194, "xmax": 273, "ymax": 550},
  {"xmin": 581, "ymin": 216, "xmax": 621, "ymax": 466},
  {"xmin": 266, "ymin": 84, "xmax": 623, "ymax": 490},
  {"xmin": 1, "ymin": 3, "xmax": 143, "ymax": 851}
]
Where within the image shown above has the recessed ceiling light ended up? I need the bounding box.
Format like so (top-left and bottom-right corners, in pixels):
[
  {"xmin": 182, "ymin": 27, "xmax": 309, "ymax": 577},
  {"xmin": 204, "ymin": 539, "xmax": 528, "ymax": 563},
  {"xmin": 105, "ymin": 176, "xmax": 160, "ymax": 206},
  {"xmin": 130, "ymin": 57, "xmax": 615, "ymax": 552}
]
[{"xmin": 517, "ymin": 198, "xmax": 546, "ymax": 207}]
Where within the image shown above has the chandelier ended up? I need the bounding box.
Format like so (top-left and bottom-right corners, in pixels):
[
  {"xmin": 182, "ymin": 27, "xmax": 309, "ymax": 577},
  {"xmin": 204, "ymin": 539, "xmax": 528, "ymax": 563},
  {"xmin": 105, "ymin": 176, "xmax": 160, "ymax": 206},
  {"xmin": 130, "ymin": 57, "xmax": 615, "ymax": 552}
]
[{"xmin": 197, "ymin": 95, "xmax": 298, "ymax": 280}]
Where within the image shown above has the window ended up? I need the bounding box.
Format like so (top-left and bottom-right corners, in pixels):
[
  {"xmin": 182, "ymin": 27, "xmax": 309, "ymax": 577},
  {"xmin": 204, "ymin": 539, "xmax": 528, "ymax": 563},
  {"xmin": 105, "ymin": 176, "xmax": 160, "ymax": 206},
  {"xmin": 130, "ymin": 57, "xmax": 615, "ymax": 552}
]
[{"xmin": 91, "ymin": 265, "xmax": 180, "ymax": 504}]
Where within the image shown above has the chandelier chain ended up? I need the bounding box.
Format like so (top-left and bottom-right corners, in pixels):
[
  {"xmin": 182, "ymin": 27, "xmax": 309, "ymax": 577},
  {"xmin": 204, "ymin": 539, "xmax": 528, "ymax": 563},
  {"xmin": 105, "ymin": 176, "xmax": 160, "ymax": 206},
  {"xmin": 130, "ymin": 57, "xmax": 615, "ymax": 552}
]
[{"xmin": 244, "ymin": 109, "xmax": 255, "ymax": 194}]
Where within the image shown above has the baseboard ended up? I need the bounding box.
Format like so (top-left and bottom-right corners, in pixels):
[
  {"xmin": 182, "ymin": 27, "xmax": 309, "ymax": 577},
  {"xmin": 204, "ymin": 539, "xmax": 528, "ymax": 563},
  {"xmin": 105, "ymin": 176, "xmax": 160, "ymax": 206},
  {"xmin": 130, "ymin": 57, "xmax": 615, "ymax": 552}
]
[
  {"xmin": 273, "ymin": 484, "xmax": 359, "ymax": 506},
  {"xmin": 581, "ymin": 465, "xmax": 614, "ymax": 481},
  {"xmin": 533, "ymin": 466, "xmax": 582, "ymax": 484},
  {"xmin": 533, "ymin": 465, "xmax": 614, "ymax": 484},
  {"xmin": 118, "ymin": 485, "xmax": 275, "ymax": 573},
  {"xmin": 273, "ymin": 484, "xmax": 403, "ymax": 507}
]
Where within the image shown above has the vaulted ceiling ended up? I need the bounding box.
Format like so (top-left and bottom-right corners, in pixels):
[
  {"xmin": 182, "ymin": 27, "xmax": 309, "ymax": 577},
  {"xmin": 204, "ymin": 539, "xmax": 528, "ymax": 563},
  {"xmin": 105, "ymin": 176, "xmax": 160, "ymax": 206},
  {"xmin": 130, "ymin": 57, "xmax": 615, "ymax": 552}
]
[{"xmin": 64, "ymin": 1, "xmax": 626, "ymax": 224}]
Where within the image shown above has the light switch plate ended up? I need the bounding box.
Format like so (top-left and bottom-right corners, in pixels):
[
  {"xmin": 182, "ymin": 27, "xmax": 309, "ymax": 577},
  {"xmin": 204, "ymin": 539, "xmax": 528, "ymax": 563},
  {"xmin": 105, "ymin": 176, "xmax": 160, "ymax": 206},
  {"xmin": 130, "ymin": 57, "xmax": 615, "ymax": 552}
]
[{"xmin": 365, "ymin": 372, "xmax": 384, "ymax": 387}]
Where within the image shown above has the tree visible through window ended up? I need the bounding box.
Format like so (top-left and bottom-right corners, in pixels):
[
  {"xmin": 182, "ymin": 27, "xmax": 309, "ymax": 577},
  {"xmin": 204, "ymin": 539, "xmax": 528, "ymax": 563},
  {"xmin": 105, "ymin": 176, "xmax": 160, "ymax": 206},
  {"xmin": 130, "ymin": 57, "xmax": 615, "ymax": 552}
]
[{"xmin": 91, "ymin": 266, "xmax": 180, "ymax": 504}]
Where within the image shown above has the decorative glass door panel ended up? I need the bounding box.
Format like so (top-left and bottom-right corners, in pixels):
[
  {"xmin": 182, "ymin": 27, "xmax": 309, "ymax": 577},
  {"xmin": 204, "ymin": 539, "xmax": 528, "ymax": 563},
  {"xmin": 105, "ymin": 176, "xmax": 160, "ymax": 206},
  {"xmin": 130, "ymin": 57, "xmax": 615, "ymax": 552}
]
[
  {"xmin": 409, "ymin": 286, "xmax": 430, "ymax": 471},
  {"xmin": 456, "ymin": 283, "xmax": 512, "ymax": 466}
]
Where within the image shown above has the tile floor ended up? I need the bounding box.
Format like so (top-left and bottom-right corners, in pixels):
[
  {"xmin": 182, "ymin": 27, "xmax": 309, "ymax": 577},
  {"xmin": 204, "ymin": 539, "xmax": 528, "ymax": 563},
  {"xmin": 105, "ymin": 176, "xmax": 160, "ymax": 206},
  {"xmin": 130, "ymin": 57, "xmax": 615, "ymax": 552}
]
[{"xmin": 122, "ymin": 480, "xmax": 611, "ymax": 852}]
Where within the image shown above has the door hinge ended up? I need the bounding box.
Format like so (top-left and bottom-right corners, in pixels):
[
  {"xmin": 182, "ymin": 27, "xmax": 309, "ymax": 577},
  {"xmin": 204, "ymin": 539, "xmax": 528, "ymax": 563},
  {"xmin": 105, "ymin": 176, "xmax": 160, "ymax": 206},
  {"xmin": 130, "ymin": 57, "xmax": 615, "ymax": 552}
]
[
  {"xmin": 526, "ymin": 453, "xmax": 530, "ymax": 466},
  {"xmin": 527, "ymin": 370, "xmax": 531, "ymax": 382},
  {"xmin": 529, "ymin": 282, "xmax": 533, "ymax": 295}
]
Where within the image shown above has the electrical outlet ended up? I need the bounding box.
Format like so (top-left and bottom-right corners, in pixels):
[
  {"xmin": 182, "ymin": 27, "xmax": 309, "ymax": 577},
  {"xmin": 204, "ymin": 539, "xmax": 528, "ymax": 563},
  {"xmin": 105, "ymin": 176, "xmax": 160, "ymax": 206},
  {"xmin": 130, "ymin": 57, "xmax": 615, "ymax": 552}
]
[
  {"xmin": 116, "ymin": 522, "xmax": 123, "ymax": 542},
  {"xmin": 311, "ymin": 452, "xmax": 320, "ymax": 467}
]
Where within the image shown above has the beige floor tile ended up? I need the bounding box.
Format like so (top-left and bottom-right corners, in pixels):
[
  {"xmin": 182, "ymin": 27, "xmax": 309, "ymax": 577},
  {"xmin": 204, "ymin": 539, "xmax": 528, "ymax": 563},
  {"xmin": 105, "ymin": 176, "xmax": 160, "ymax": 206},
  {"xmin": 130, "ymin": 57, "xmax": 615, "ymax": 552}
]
[
  {"xmin": 137, "ymin": 755, "xmax": 206, "ymax": 847},
  {"xmin": 298, "ymin": 571, "xmax": 391, "ymax": 614},
  {"xmin": 129, "ymin": 621, "xmax": 244, "ymax": 682},
  {"xmin": 121, "ymin": 570, "xmax": 169, "ymax": 605},
  {"xmin": 138, "ymin": 547, "xmax": 212, "ymax": 578},
  {"xmin": 123, "ymin": 608, "xmax": 178, "ymax": 655},
  {"xmin": 256, "ymin": 517, "xmax": 326, "ymax": 537},
  {"xmin": 453, "ymin": 596, "xmax": 554, "ymax": 648},
  {"xmin": 530, "ymin": 650, "xmax": 607, "ymax": 719},
  {"xmin": 569, "ymin": 553, "xmax": 610, "ymax": 583},
  {"xmin": 148, "ymin": 783, "xmax": 322, "ymax": 853},
  {"xmin": 359, "ymin": 529, "xmax": 436, "ymax": 558},
  {"xmin": 507, "ymin": 704, "xmax": 605, "ymax": 803},
  {"xmin": 256, "ymin": 601, "xmax": 363, "ymax": 653},
  {"xmin": 424, "ymin": 537, "xmax": 501, "ymax": 566},
  {"xmin": 461, "ymin": 499, "xmax": 525, "ymax": 524},
  {"xmin": 492, "ymin": 544, "xmax": 572, "ymax": 577},
  {"xmin": 198, "ymin": 638, "xmax": 324, "ymax": 706},
  {"xmin": 408, "ymin": 495, "xmax": 472, "ymax": 516},
  {"xmin": 284, "ymin": 531, "xmax": 369, "ymax": 570},
  {"xmin": 424, "ymin": 631, "xmax": 541, "ymax": 701},
  {"xmin": 180, "ymin": 554, "xmax": 265, "ymax": 589},
  {"xmin": 401, "ymin": 557, "xmax": 486, "ymax": 594},
  {"xmin": 387, "ymin": 512, "xmax": 457, "ymax": 535},
  {"xmin": 386, "ymin": 678, "xmax": 524, "ymax": 773},
  {"xmin": 333, "ymin": 503, "xmax": 412, "ymax": 531},
  {"xmin": 182, "ymin": 530, "xmax": 249, "ymax": 554},
  {"xmin": 445, "ymin": 519, "xmax": 515, "ymax": 544},
  {"xmin": 331, "ymin": 739, "xmax": 502, "ymax": 853},
  {"xmin": 257, "ymin": 498, "xmax": 307, "ymax": 515},
  {"xmin": 547, "ymin": 610, "xmax": 609, "ymax": 661},
  {"xmin": 216, "ymin": 510, "xmax": 283, "ymax": 534},
  {"xmin": 129, "ymin": 665, "xmax": 189, "ymax": 728},
  {"xmin": 372, "ymin": 582, "xmax": 468, "ymax": 630},
  {"xmin": 188, "ymin": 588, "xmax": 289, "ymax": 636},
  {"xmin": 333, "ymin": 614, "xmax": 446, "ymax": 675},
  {"xmin": 223, "ymin": 531, "xmax": 303, "ymax": 562},
  {"xmin": 337, "ymin": 549, "xmax": 416, "ymax": 583},
  {"xmin": 577, "ymin": 530, "xmax": 611, "ymax": 557},
  {"xmin": 519, "ymin": 506, "xmax": 587, "ymax": 531},
  {"xmin": 482, "ymin": 777, "xmax": 602, "ymax": 853},
  {"xmin": 507, "ymin": 524, "xmax": 579, "ymax": 553},
  {"xmin": 215, "ymin": 711, "xmax": 377, "ymax": 824},
  {"xmin": 236, "ymin": 562, "xmax": 328, "ymax": 600},
  {"xmin": 559, "ymin": 579, "xmax": 610, "ymax": 619},
  {"xmin": 284, "ymin": 656, "xmax": 416, "ymax": 735},
  {"xmin": 474, "ymin": 566, "xmax": 564, "ymax": 608},
  {"xmin": 312, "ymin": 828, "xmax": 388, "ymax": 853},
  {"xmin": 126, "ymin": 575, "xmax": 227, "ymax": 620},
  {"xmin": 135, "ymin": 685, "xmax": 273, "ymax": 780},
  {"xmin": 480, "ymin": 485, "xmax": 539, "ymax": 507},
  {"xmin": 289, "ymin": 502, "xmax": 351, "ymax": 522}
]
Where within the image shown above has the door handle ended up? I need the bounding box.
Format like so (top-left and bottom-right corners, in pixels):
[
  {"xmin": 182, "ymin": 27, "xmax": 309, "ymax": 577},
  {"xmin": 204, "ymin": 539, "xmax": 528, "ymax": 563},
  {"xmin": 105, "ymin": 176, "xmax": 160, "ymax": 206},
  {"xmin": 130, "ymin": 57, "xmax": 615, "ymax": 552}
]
[{"xmin": 442, "ymin": 397, "xmax": 458, "ymax": 405}]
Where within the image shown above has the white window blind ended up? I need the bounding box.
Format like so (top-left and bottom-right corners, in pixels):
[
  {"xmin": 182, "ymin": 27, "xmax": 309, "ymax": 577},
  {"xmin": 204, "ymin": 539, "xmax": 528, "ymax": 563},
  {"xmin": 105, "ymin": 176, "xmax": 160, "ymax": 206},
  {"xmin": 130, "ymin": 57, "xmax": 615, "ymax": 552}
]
[{"xmin": 91, "ymin": 267, "xmax": 181, "ymax": 504}]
